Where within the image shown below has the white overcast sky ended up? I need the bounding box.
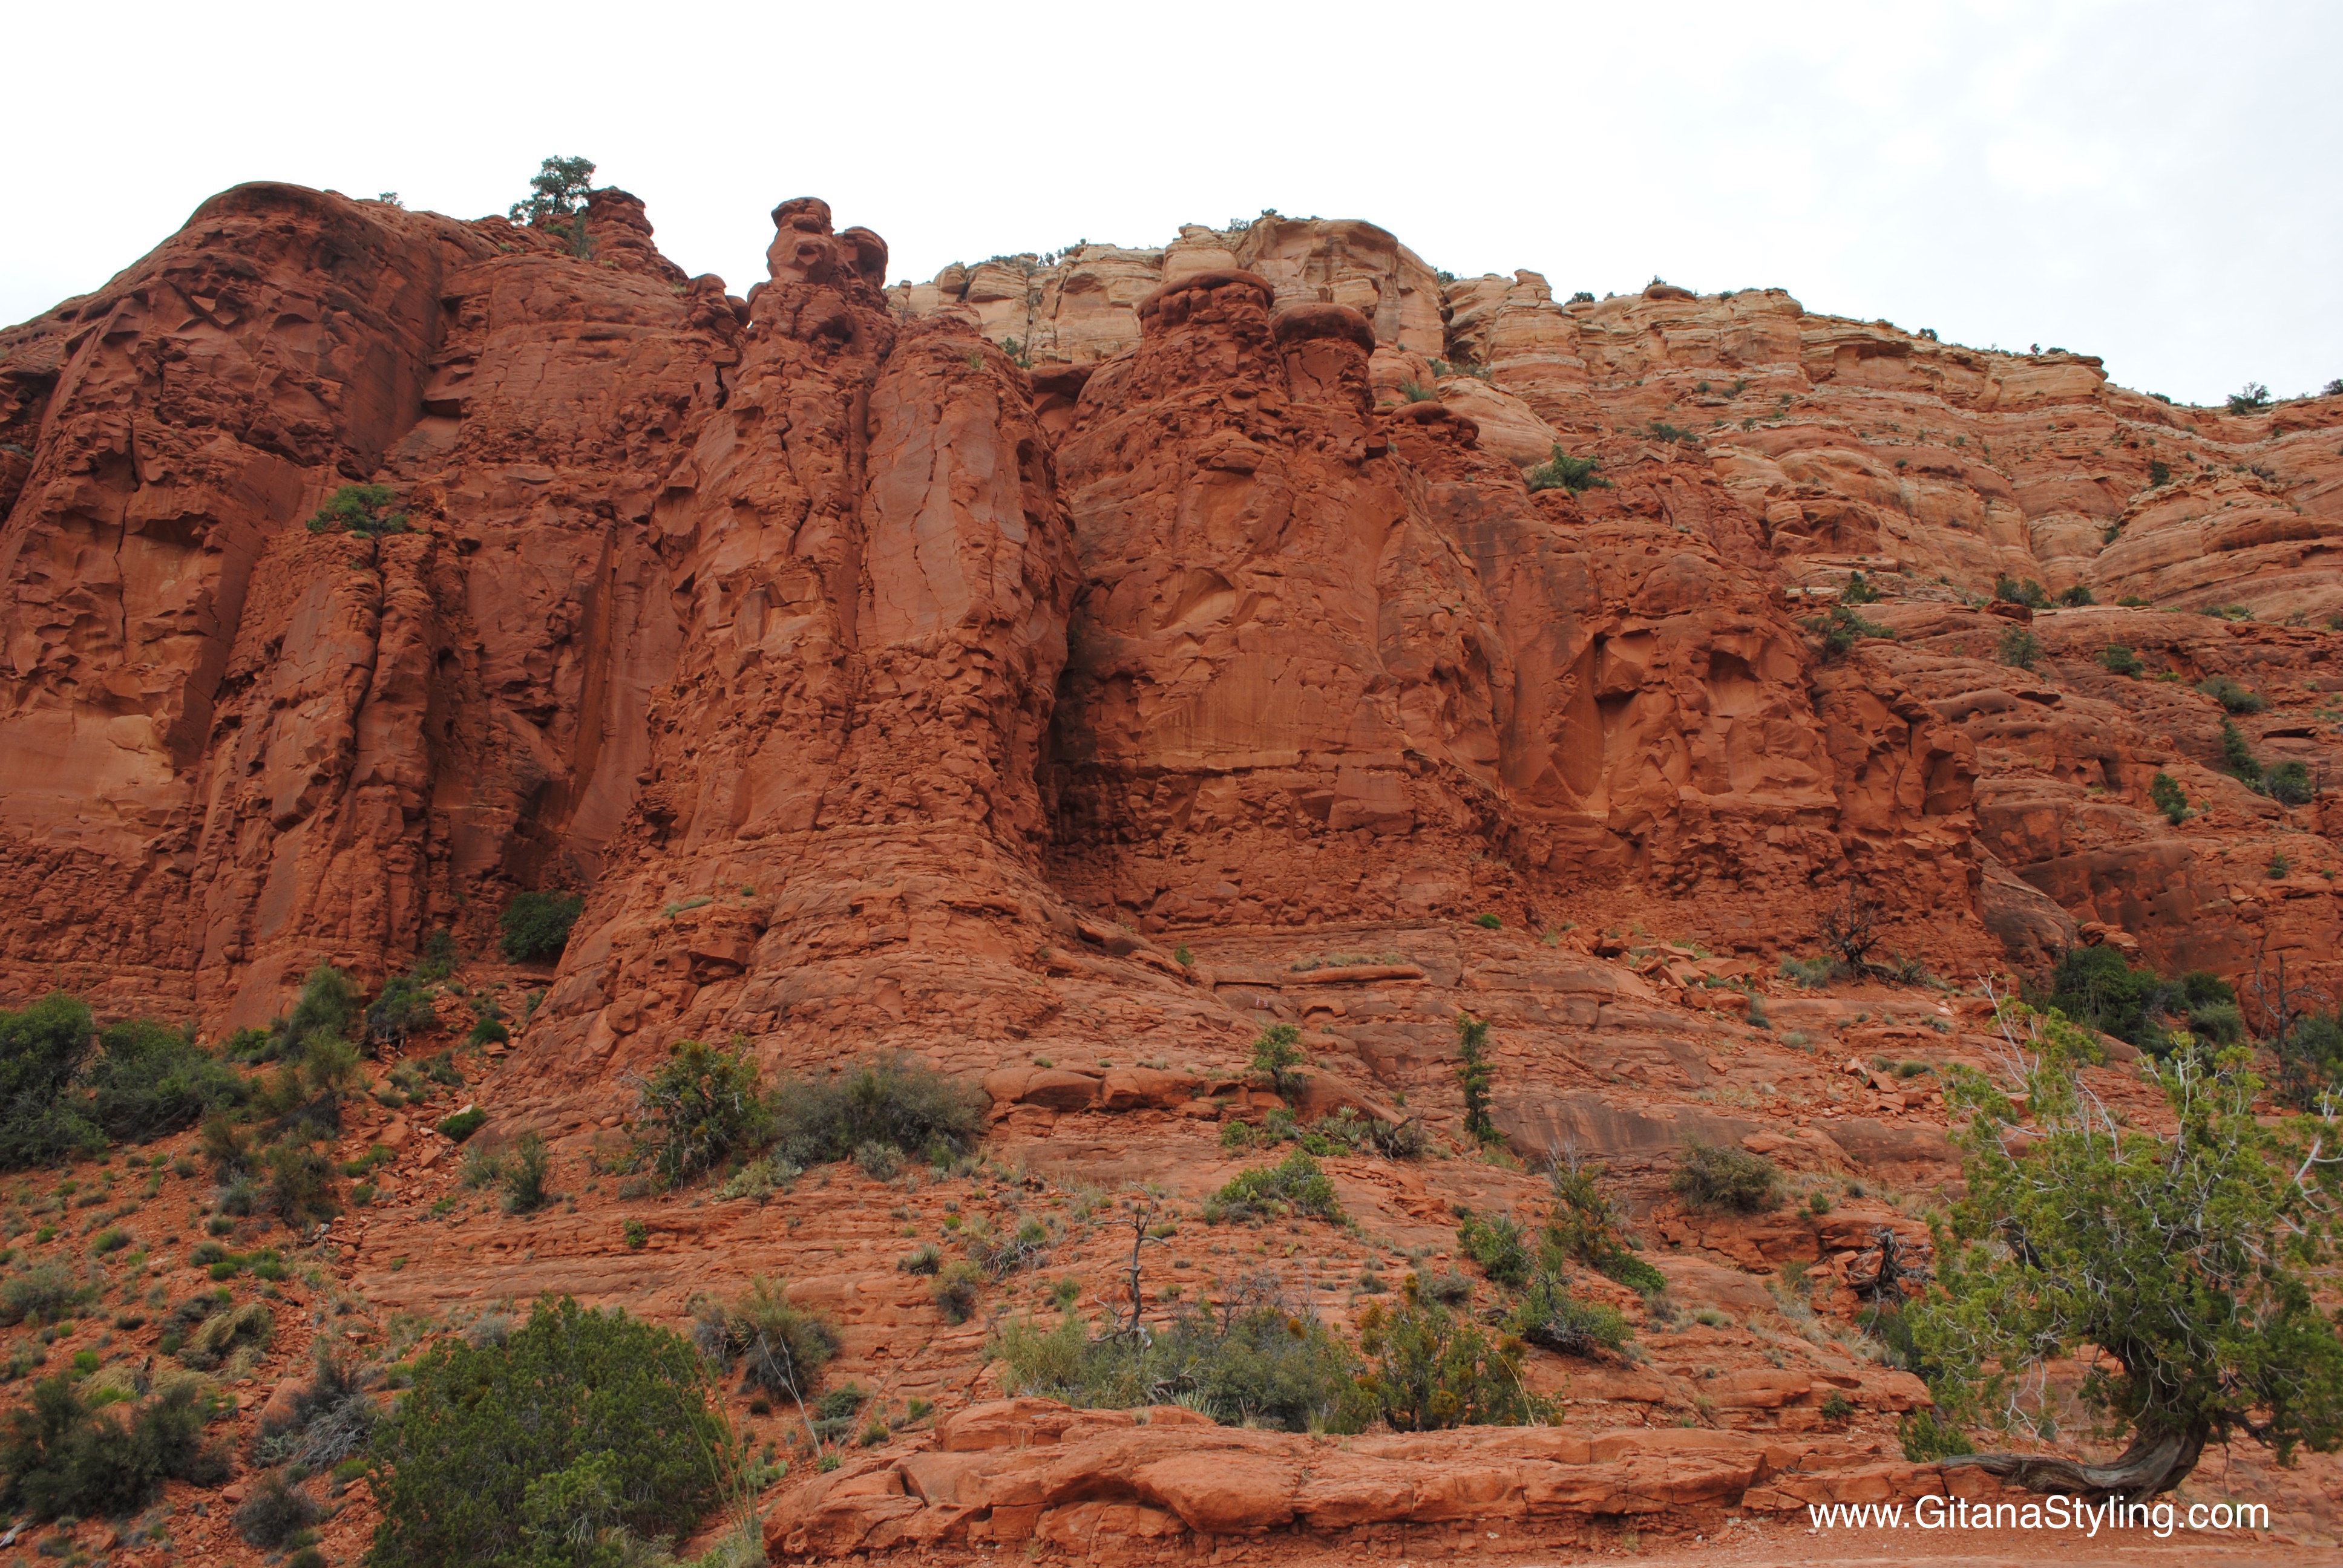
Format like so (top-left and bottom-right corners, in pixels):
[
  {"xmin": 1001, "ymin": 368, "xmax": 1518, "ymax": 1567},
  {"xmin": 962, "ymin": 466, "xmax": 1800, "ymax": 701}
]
[{"xmin": 7, "ymin": 0, "xmax": 2336, "ymax": 407}]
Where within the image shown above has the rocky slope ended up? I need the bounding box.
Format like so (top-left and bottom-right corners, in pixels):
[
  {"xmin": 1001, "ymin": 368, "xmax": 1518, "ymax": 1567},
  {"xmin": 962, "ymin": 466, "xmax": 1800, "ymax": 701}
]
[{"xmin": 0, "ymin": 186, "xmax": 2338, "ymax": 1563}]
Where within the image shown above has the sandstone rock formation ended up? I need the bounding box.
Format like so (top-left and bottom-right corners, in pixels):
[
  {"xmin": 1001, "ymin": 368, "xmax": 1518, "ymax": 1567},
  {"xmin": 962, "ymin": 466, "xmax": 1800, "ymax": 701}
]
[{"xmin": 4, "ymin": 184, "xmax": 2341, "ymax": 1564}]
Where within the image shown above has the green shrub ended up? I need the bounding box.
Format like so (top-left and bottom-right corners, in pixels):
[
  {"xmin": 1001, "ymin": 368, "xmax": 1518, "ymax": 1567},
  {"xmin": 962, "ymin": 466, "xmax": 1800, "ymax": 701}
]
[
  {"xmin": 1, "ymin": 1265, "xmax": 88, "ymax": 1328},
  {"xmin": 1541, "ymin": 1161, "xmax": 1668, "ymax": 1295},
  {"xmin": 1472, "ymin": 912, "xmax": 1502, "ymax": 929},
  {"xmin": 304, "ymin": 483, "xmax": 408, "ymax": 540},
  {"xmin": 414, "ymin": 927, "xmax": 459, "ymax": 984},
  {"xmin": 1898, "ymin": 1407, "xmax": 1974, "ymax": 1461},
  {"xmin": 992, "ymin": 1287, "xmax": 1367, "ymax": 1432},
  {"xmin": 2039, "ymin": 946, "xmax": 2232, "ymax": 1055},
  {"xmin": 0, "ymin": 1375, "xmax": 224, "ymax": 1521},
  {"xmin": 234, "ymin": 1468, "xmax": 323, "ymax": 1547},
  {"xmin": 2098, "ymin": 644, "xmax": 2142, "ymax": 678},
  {"xmin": 262, "ymin": 1144, "xmax": 337, "ymax": 1227},
  {"xmin": 0, "ymin": 995, "xmax": 103, "ymax": 1169},
  {"xmin": 1839, "ymin": 570, "xmax": 1881, "ymax": 604},
  {"xmin": 501, "ymin": 1132, "xmax": 551, "ymax": 1214},
  {"xmin": 1248, "ymin": 1024, "xmax": 1307, "ymax": 1100},
  {"xmin": 1670, "ymin": 1140, "xmax": 1782, "ymax": 1213},
  {"xmin": 365, "ymin": 976, "xmax": 437, "ymax": 1048},
  {"xmin": 2060, "ymin": 584, "xmax": 2095, "ymax": 606},
  {"xmin": 2225, "ymin": 382, "xmax": 2272, "ymax": 413},
  {"xmin": 369, "ymin": 1296, "xmax": 727, "ymax": 1568},
  {"xmin": 508, "ymin": 154, "xmax": 597, "ymax": 227},
  {"xmin": 497, "ymin": 892, "xmax": 585, "ymax": 962},
  {"xmin": 692, "ymin": 1277, "xmax": 838, "ymax": 1405},
  {"xmin": 2265, "ymin": 760, "xmax": 2315, "ymax": 806},
  {"xmin": 178, "ymin": 1301, "xmax": 273, "ymax": 1371},
  {"xmin": 257, "ymin": 964, "xmax": 360, "ymax": 1065},
  {"xmin": 1997, "ymin": 625, "xmax": 2042, "ymax": 669},
  {"xmin": 1456, "ymin": 1012, "xmax": 1497, "ymax": 1145},
  {"xmin": 933, "ymin": 1261, "xmax": 984, "ymax": 1325},
  {"xmin": 87, "ymin": 1019, "xmax": 244, "ymax": 1143},
  {"xmin": 1993, "ymin": 575, "xmax": 2050, "ymax": 609},
  {"xmin": 1805, "ymin": 604, "xmax": 1894, "ymax": 659},
  {"xmin": 2220, "ymin": 719, "xmax": 2262, "ymax": 780},
  {"xmin": 2149, "ymin": 773, "xmax": 2191, "ymax": 825},
  {"xmin": 622, "ymin": 1218, "xmax": 648, "ymax": 1250},
  {"xmin": 437, "ymin": 1106, "xmax": 486, "ymax": 1143},
  {"xmin": 465, "ymin": 1017, "xmax": 508, "ymax": 1048},
  {"xmin": 628, "ymin": 1038, "xmax": 773, "ymax": 1186},
  {"xmin": 1509, "ymin": 1274, "xmax": 1633, "ymax": 1356},
  {"xmin": 1455, "ymin": 1210, "xmax": 1532, "ymax": 1288},
  {"xmin": 1778, "ymin": 954, "xmax": 1841, "ymax": 988},
  {"xmin": 1524, "ymin": 444, "xmax": 1609, "ymax": 494},
  {"xmin": 1356, "ymin": 1277, "xmax": 1539, "ymax": 1430},
  {"xmin": 2276, "ymin": 1011, "xmax": 2343, "ymax": 1109},
  {"xmin": 2146, "ymin": 459, "xmax": 2172, "ymax": 487},
  {"xmin": 1208, "ymin": 1151, "xmax": 1343, "ymax": 1223},
  {"xmin": 768, "ymin": 1050, "xmax": 982, "ymax": 1173},
  {"xmin": 1398, "ymin": 379, "xmax": 1437, "ymax": 402},
  {"xmin": 2198, "ymin": 676, "xmax": 2264, "ymax": 714}
]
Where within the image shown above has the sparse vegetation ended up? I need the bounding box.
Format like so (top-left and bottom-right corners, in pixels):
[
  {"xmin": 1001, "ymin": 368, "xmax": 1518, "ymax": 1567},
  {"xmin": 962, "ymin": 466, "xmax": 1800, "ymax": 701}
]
[
  {"xmin": 1454, "ymin": 1209, "xmax": 1532, "ymax": 1287},
  {"xmin": 629, "ymin": 1037, "xmax": 775, "ymax": 1186},
  {"xmin": 1806, "ymin": 603, "xmax": 1895, "ymax": 659},
  {"xmin": 2037, "ymin": 945, "xmax": 2235, "ymax": 1057},
  {"xmin": 1994, "ymin": 575, "xmax": 2051, "ymax": 609},
  {"xmin": 768, "ymin": 1050, "xmax": 984, "ymax": 1172},
  {"xmin": 694, "ymin": 1276, "xmax": 839, "ymax": 1411},
  {"xmin": 1997, "ymin": 625, "xmax": 2042, "ymax": 670},
  {"xmin": 2099, "ymin": 644, "xmax": 2142, "ymax": 678}
]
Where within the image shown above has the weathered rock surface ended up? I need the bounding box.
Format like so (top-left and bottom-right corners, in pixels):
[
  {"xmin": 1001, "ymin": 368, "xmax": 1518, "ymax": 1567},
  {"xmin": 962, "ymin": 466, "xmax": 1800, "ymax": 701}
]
[{"xmin": 4, "ymin": 186, "xmax": 2342, "ymax": 1564}]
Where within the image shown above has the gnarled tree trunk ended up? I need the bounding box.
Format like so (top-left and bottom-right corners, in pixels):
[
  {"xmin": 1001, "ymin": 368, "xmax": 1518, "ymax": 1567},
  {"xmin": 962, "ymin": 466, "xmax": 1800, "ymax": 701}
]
[{"xmin": 1945, "ymin": 1421, "xmax": 2209, "ymax": 1497}]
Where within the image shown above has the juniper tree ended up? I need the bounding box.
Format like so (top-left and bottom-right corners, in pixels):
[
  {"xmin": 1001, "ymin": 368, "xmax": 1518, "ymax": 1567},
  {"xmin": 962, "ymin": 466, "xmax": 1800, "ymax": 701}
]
[{"xmin": 1910, "ymin": 998, "xmax": 2343, "ymax": 1496}]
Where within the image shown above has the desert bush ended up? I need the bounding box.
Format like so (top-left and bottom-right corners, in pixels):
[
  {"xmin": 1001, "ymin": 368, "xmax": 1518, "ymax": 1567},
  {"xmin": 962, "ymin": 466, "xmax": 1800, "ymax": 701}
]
[
  {"xmin": 1, "ymin": 1264, "xmax": 90, "ymax": 1327},
  {"xmin": 1356, "ymin": 1276, "xmax": 1539, "ymax": 1430},
  {"xmin": 2098, "ymin": 644, "xmax": 2142, "ymax": 678},
  {"xmin": 1997, "ymin": 625, "xmax": 2042, "ymax": 669},
  {"xmin": 1839, "ymin": 570, "xmax": 1881, "ymax": 604},
  {"xmin": 994, "ymin": 1285, "xmax": 1367, "ymax": 1432},
  {"xmin": 1778, "ymin": 955, "xmax": 1841, "ymax": 988},
  {"xmin": 2265, "ymin": 760, "xmax": 2315, "ymax": 806},
  {"xmin": 2060, "ymin": 584, "xmax": 2095, "ymax": 606},
  {"xmin": 87, "ymin": 1018, "xmax": 244, "ymax": 1143},
  {"xmin": 2039, "ymin": 945, "xmax": 2231, "ymax": 1056},
  {"xmin": 255, "ymin": 1351, "xmax": 376, "ymax": 1468},
  {"xmin": 499, "ymin": 891, "xmax": 585, "ymax": 962},
  {"xmin": 1248, "ymin": 1023, "xmax": 1308, "ymax": 1099},
  {"xmin": 1207, "ymin": 1151, "xmax": 1343, "ymax": 1223},
  {"xmin": 0, "ymin": 994, "xmax": 103, "ymax": 1169},
  {"xmin": 1455, "ymin": 1011, "xmax": 1497, "ymax": 1145},
  {"xmin": 0, "ymin": 1374, "xmax": 225, "ymax": 1521},
  {"xmin": 932, "ymin": 1261, "xmax": 984, "ymax": 1324},
  {"xmin": 1454, "ymin": 1210, "xmax": 1532, "ymax": 1288},
  {"xmin": 437, "ymin": 1106, "xmax": 485, "ymax": 1142},
  {"xmin": 2226, "ymin": 381, "xmax": 2272, "ymax": 413},
  {"xmin": 2149, "ymin": 773, "xmax": 2191, "ymax": 825},
  {"xmin": 263, "ymin": 1144, "xmax": 338, "ymax": 1227},
  {"xmin": 630, "ymin": 1037, "xmax": 775, "ymax": 1186},
  {"xmin": 178, "ymin": 1301, "xmax": 274, "ymax": 1371},
  {"xmin": 252, "ymin": 964, "xmax": 359, "ymax": 1065},
  {"xmin": 1509, "ymin": 1274, "xmax": 1633, "ymax": 1356},
  {"xmin": 2198, "ymin": 675, "xmax": 2264, "ymax": 714},
  {"xmin": 693, "ymin": 1276, "xmax": 838, "ymax": 1407},
  {"xmin": 2220, "ymin": 719, "xmax": 2262, "ymax": 782},
  {"xmin": 1898, "ymin": 1407, "xmax": 1975, "ymax": 1462},
  {"xmin": 369, "ymin": 1296, "xmax": 727, "ymax": 1568},
  {"xmin": 1524, "ymin": 444, "xmax": 1608, "ymax": 494},
  {"xmin": 1670, "ymin": 1139, "xmax": 1782, "ymax": 1213},
  {"xmin": 1806, "ymin": 604, "xmax": 1895, "ymax": 659},
  {"xmin": 1994, "ymin": 575, "xmax": 2051, "ymax": 609},
  {"xmin": 304, "ymin": 483, "xmax": 408, "ymax": 540},
  {"xmin": 769, "ymin": 1050, "xmax": 983, "ymax": 1172},
  {"xmin": 500, "ymin": 1132, "xmax": 552, "ymax": 1214},
  {"xmin": 366, "ymin": 976, "xmax": 437, "ymax": 1047},
  {"xmin": 234, "ymin": 1467, "xmax": 323, "ymax": 1547},
  {"xmin": 1541, "ymin": 1160, "xmax": 1668, "ymax": 1296}
]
